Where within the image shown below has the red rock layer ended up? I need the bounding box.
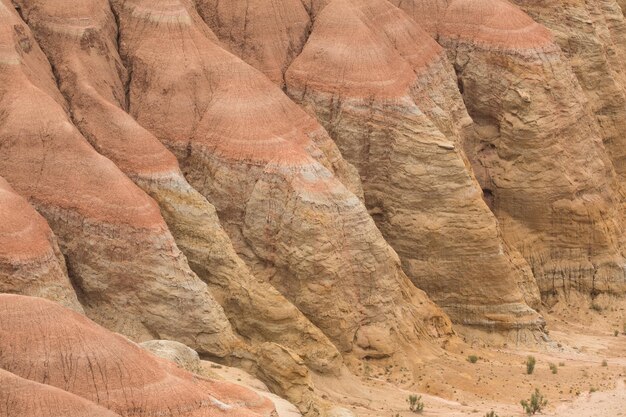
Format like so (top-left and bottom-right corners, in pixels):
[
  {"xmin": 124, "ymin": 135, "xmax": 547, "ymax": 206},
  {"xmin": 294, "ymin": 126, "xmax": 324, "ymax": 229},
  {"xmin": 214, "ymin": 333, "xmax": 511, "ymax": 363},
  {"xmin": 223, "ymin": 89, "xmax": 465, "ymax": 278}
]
[
  {"xmin": 0, "ymin": 368, "xmax": 121, "ymax": 417},
  {"xmin": 195, "ymin": 0, "xmax": 311, "ymax": 86},
  {"xmin": 0, "ymin": 0, "xmax": 236, "ymax": 356},
  {"xmin": 0, "ymin": 177, "xmax": 82, "ymax": 312},
  {"xmin": 395, "ymin": 0, "xmax": 626, "ymax": 296},
  {"xmin": 283, "ymin": 0, "xmax": 542, "ymax": 331},
  {"xmin": 0, "ymin": 294, "xmax": 274, "ymax": 417},
  {"xmin": 15, "ymin": 0, "xmax": 342, "ymax": 376},
  {"xmin": 112, "ymin": 0, "xmax": 452, "ymax": 360}
]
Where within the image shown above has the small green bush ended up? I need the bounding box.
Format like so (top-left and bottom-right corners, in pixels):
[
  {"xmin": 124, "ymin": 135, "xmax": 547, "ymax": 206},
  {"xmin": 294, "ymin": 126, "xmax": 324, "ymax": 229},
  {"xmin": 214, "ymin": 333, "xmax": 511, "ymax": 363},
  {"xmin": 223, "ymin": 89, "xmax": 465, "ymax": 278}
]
[
  {"xmin": 467, "ymin": 355, "xmax": 479, "ymax": 364},
  {"xmin": 549, "ymin": 363, "xmax": 558, "ymax": 374},
  {"xmin": 526, "ymin": 356, "xmax": 536, "ymax": 375},
  {"xmin": 521, "ymin": 388, "xmax": 547, "ymax": 415},
  {"xmin": 602, "ymin": 359, "xmax": 608, "ymax": 367},
  {"xmin": 407, "ymin": 394, "xmax": 424, "ymax": 413},
  {"xmin": 590, "ymin": 387, "xmax": 598, "ymax": 393}
]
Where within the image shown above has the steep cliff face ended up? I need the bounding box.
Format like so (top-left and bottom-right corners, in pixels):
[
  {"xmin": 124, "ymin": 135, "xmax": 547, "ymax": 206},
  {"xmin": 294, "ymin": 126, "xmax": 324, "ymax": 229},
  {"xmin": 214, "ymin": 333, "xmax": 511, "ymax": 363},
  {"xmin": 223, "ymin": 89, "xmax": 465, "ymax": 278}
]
[
  {"xmin": 14, "ymin": 0, "xmax": 342, "ymax": 376},
  {"xmin": 507, "ymin": 0, "xmax": 626, "ymax": 185},
  {"xmin": 196, "ymin": 0, "xmax": 543, "ymax": 332},
  {"xmin": 3, "ymin": 0, "xmax": 626, "ymax": 414},
  {"xmin": 392, "ymin": 0, "xmax": 626, "ymax": 298},
  {"xmin": 0, "ymin": 177, "xmax": 82, "ymax": 312},
  {"xmin": 0, "ymin": 0, "xmax": 236, "ymax": 356},
  {"xmin": 111, "ymin": 0, "xmax": 452, "ymax": 360},
  {"xmin": 285, "ymin": 0, "xmax": 542, "ymax": 331},
  {"xmin": 0, "ymin": 295, "xmax": 275, "ymax": 417}
]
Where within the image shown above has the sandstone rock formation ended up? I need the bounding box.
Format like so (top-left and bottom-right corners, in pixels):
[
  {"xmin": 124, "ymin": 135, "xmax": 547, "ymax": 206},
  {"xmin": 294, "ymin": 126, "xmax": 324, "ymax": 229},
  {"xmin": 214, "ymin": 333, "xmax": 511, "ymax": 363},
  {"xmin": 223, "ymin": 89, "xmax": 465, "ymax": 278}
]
[
  {"xmin": 391, "ymin": 0, "xmax": 626, "ymax": 297},
  {"xmin": 3, "ymin": 0, "xmax": 626, "ymax": 415},
  {"xmin": 284, "ymin": 0, "xmax": 543, "ymax": 331},
  {"xmin": 14, "ymin": 0, "xmax": 342, "ymax": 375},
  {"xmin": 0, "ymin": 0, "xmax": 236, "ymax": 356},
  {"xmin": 140, "ymin": 339, "xmax": 204, "ymax": 375},
  {"xmin": 195, "ymin": 0, "xmax": 311, "ymax": 86},
  {"xmin": 507, "ymin": 0, "xmax": 626, "ymax": 184},
  {"xmin": 198, "ymin": 0, "xmax": 543, "ymax": 332},
  {"xmin": 0, "ymin": 294, "xmax": 275, "ymax": 417},
  {"xmin": 0, "ymin": 177, "xmax": 82, "ymax": 312},
  {"xmin": 111, "ymin": 0, "xmax": 452, "ymax": 360}
]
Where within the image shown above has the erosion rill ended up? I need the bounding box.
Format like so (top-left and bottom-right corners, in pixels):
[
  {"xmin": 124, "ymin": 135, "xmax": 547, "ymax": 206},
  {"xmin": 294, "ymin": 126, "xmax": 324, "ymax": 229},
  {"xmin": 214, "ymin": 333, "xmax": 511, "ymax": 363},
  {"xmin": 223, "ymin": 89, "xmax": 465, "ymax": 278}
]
[
  {"xmin": 198, "ymin": 0, "xmax": 546, "ymax": 337},
  {"xmin": 110, "ymin": 0, "xmax": 452, "ymax": 367},
  {"xmin": 1, "ymin": 1, "xmax": 626, "ymax": 416}
]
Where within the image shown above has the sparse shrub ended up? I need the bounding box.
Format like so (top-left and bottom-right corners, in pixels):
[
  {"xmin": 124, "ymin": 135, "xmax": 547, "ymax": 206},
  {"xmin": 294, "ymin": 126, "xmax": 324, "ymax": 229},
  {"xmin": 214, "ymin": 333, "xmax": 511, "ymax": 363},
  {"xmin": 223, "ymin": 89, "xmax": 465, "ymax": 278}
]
[
  {"xmin": 526, "ymin": 356, "xmax": 536, "ymax": 375},
  {"xmin": 615, "ymin": 330, "xmax": 620, "ymax": 337},
  {"xmin": 559, "ymin": 362, "xmax": 565, "ymax": 367},
  {"xmin": 549, "ymin": 363, "xmax": 558, "ymax": 374},
  {"xmin": 602, "ymin": 359, "xmax": 608, "ymax": 367},
  {"xmin": 484, "ymin": 411, "xmax": 498, "ymax": 417},
  {"xmin": 407, "ymin": 394, "xmax": 424, "ymax": 413},
  {"xmin": 590, "ymin": 387, "xmax": 598, "ymax": 393},
  {"xmin": 520, "ymin": 388, "xmax": 547, "ymax": 415},
  {"xmin": 591, "ymin": 302, "xmax": 602, "ymax": 312},
  {"xmin": 467, "ymin": 355, "xmax": 479, "ymax": 364}
]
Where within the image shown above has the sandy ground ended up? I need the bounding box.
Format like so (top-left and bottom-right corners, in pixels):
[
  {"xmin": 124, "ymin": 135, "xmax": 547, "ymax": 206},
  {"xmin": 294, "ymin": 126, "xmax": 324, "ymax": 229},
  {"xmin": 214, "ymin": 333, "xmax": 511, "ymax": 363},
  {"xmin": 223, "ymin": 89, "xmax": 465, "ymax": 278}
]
[
  {"xmin": 312, "ymin": 295, "xmax": 626, "ymax": 417},
  {"xmin": 204, "ymin": 295, "xmax": 626, "ymax": 417}
]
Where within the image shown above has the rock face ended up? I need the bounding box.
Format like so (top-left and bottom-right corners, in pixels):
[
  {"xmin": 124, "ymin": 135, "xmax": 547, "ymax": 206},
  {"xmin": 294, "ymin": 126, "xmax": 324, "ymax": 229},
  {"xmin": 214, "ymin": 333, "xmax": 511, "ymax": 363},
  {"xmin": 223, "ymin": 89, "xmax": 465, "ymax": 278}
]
[
  {"xmin": 0, "ymin": 0, "xmax": 236, "ymax": 356},
  {"xmin": 194, "ymin": 0, "xmax": 311, "ymax": 86},
  {"xmin": 0, "ymin": 294, "xmax": 275, "ymax": 417},
  {"xmin": 392, "ymin": 0, "xmax": 626, "ymax": 297},
  {"xmin": 284, "ymin": 0, "xmax": 542, "ymax": 331},
  {"xmin": 14, "ymin": 0, "xmax": 341, "ymax": 375},
  {"xmin": 112, "ymin": 0, "xmax": 452, "ymax": 360},
  {"xmin": 199, "ymin": 0, "xmax": 543, "ymax": 331},
  {"xmin": 0, "ymin": 177, "xmax": 82, "ymax": 312},
  {"xmin": 507, "ymin": 0, "xmax": 626, "ymax": 184},
  {"xmin": 3, "ymin": 0, "xmax": 626, "ymax": 414}
]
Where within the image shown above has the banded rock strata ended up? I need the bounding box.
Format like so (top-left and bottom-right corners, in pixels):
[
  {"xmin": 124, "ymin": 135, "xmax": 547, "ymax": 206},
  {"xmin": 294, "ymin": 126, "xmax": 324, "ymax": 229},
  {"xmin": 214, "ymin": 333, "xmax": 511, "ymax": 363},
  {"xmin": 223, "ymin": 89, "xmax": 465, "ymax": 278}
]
[
  {"xmin": 393, "ymin": 0, "xmax": 626, "ymax": 297},
  {"xmin": 112, "ymin": 0, "xmax": 452, "ymax": 362},
  {"xmin": 14, "ymin": 0, "xmax": 342, "ymax": 376},
  {"xmin": 199, "ymin": 0, "xmax": 544, "ymax": 332},
  {"xmin": 0, "ymin": 0, "xmax": 236, "ymax": 356},
  {"xmin": 0, "ymin": 176, "xmax": 81, "ymax": 311},
  {"xmin": 0, "ymin": 294, "xmax": 275, "ymax": 417}
]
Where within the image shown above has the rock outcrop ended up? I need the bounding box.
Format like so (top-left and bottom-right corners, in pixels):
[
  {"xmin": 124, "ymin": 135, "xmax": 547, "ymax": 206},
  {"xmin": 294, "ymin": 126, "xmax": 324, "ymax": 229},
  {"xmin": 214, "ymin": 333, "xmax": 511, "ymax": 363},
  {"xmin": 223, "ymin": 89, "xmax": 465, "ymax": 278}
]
[
  {"xmin": 0, "ymin": 0, "xmax": 236, "ymax": 356},
  {"xmin": 507, "ymin": 0, "xmax": 626, "ymax": 185},
  {"xmin": 0, "ymin": 177, "xmax": 82, "ymax": 312},
  {"xmin": 194, "ymin": 0, "xmax": 311, "ymax": 86},
  {"xmin": 0, "ymin": 294, "xmax": 275, "ymax": 417},
  {"xmin": 14, "ymin": 0, "xmax": 341, "ymax": 375},
  {"xmin": 284, "ymin": 0, "xmax": 543, "ymax": 331},
  {"xmin": 112, "ymin": 0, "xmax": 452, "ymax": 360},
  {"xmin": 392, "ymin": 0, "xmax": 626, "ymax": 297},
  {"xmin": 140, "ymin": 340, "xmax": 204, "ymax": 375}
]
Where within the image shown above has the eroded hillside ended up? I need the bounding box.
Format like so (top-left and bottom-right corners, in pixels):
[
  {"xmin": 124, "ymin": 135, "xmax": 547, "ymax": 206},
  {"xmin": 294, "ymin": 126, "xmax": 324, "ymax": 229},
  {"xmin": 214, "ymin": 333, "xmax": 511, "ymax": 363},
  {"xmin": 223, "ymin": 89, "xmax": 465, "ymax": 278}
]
[{"xmin": 1, "ymin": 0, "xmax": 626, "ymax": 416}]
